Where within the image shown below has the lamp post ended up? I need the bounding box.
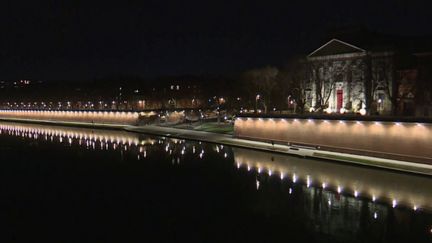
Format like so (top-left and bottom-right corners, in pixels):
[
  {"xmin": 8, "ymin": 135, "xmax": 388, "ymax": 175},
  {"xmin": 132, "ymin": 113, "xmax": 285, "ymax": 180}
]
[{"xmin": 255, "ymin": 94, "xmax": 260, "ymax": 114}]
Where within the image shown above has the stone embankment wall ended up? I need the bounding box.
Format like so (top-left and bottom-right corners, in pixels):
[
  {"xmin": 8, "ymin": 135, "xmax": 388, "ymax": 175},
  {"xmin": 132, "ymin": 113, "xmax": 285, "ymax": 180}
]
[
  {"xmin": 234, "ymin": 117, "xmax": 432, "ymax": 164},
  {"xmin": 0, "ymin": 110, "xmax": 140, "ymax": 125}
]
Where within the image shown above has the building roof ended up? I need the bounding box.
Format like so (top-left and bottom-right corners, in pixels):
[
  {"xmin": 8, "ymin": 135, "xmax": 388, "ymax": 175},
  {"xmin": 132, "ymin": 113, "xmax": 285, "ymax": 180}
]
[
  {"xmin": 308, "ymin": 39, "xmax": 365, "ymax": 57},
  {"xmin": 308, "ymin": 28, "xmax": 432, "ymax": 58}
]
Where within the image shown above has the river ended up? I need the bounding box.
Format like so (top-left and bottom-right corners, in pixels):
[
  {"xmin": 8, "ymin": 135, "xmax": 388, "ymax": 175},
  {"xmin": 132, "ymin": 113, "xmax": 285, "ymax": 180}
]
[{"xmin": 0, "ymin": 121, "xmax": 431, "ymax": 242}]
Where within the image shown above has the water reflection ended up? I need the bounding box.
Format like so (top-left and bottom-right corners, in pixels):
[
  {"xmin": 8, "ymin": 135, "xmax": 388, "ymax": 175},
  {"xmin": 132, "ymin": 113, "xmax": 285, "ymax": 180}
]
[
  {"xmin": 0, "ymin": 121, "xmax": 231, "ymax": 166},
  {"xmin": 0, "ymin": 123, "xmax": 432, "ymax": 210},
  {"xmin": 233, "ymin": 147, "xmax": 432, "ymax": 241},
  {"xmin": 1, "ymin": 121, "xmax": 431, "ymax": 213},
  {"xmin": 233, "ymin": 148, "xmax": 432, "ymax": 212},
  {"xmin": 1, "ymin": 121, "xmax": 431, "ymax": 242}
]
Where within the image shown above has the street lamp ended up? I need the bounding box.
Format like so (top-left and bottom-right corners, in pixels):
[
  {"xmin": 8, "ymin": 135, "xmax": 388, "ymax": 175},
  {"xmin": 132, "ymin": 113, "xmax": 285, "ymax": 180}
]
[{"xmin": 255, "ymin": 94, "xmax": 260, "ymax": 114}]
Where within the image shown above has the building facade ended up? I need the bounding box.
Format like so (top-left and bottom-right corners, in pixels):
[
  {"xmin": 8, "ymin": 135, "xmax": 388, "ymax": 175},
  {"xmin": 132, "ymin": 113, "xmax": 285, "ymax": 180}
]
[
  {"xmin": 306, "ymin": 39, "xmax": 395, "ymax": 115},
  {"xmin": 304, "ymin": 34, "xmax": 432, "ymax": 117}
]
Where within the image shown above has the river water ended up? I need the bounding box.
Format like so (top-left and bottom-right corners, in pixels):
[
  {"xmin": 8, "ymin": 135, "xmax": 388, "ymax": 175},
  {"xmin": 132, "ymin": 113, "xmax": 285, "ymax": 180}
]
[{"xmin": 0, "ymin": 121, "xmax": 431, "ymax": 242}]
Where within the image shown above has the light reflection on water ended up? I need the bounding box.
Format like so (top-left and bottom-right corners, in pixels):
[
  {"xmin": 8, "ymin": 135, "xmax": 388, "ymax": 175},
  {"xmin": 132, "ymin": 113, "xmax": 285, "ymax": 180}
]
[
  {"xmin": 0, "ymin": 121, "xmax": 222, "ymax": 166},
  {"xmin": 1, "ymin": 121, "xmax": 432, "ymax": 242},
  {"xmin": 1, "ymin": 121, "xmax": 432, "ymax": 210},
  {"xmin": 234, "ymin": 148, "xmax": 432, "ymax": 212},
  {"xmin": 1, "ymin": 121, "xmax": 431, "ymax": 212}
]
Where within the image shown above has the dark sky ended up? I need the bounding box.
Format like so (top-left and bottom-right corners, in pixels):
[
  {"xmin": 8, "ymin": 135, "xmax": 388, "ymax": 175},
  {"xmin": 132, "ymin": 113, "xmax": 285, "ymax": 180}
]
[{"xmin": 1, "ymin": 0, "xmax": 431, "ymax": 81}]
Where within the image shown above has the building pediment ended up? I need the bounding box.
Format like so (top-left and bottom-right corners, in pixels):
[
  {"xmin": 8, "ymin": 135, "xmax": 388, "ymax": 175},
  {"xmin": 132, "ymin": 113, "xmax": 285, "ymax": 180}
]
[{"xmin": 308, "ymin": 39, "xmax": 366, "ymax": 58}]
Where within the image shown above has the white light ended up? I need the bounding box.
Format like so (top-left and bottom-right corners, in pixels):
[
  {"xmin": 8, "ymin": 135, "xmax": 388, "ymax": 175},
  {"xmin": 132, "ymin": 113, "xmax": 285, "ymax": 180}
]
[
  {"xmin": 337, "ymin": 186, "xmax": 342, "ymax": 193},
  {"xmin": 256, "ymin": 180, "xmax": 260, "ymax": 190},
  {"xmin": 413, "ymin": 205, "xmax": 418, "ymax": 211},
  {"xmin": 292, "ymin": 174, "xmax": 297, "ymax": 183},
  {"xmin": 372, "ymin": 195, "xmax": 376, "ymax": 202},
  {"xmin": 328, "ymin": 199, "xmax": 331, "ymax": 206},
  {"xmin": 374, "ymin": 212, "xmax": 378, "ymax": 219},
  {"xmin": 354, "ymin": 190, "xmax": 359, "ymax": 197},
  {"xmin": 392, "ymin": 199, "xmax": 397, "ymax": 208},
  {"xmin": 224, "ymin": 152, "xmax": 227, "ymax": 158},
  {"xmin": 289, "ymin": 188, "xmax": 292, "ymax": 194},
  {"xmin": 280, "ymin": 173, "xmax": 284, "ymax": 180},
  {"xmin": 268, "ymin": 170, "xmax": 272, "ymax": 176},
  {"xmin": 322, "ymin": 182, "xmax": 326, "ymax": 189},
  {"xmin": 359, "ymin": 108, "xmax": 366, "ymax": 116}
]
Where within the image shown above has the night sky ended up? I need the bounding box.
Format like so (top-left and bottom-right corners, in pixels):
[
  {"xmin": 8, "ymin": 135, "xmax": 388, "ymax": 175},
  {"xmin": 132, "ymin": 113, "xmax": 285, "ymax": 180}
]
[{"xmin": 1, "ymin": 0, "xmax": 431, "ymax": 81}]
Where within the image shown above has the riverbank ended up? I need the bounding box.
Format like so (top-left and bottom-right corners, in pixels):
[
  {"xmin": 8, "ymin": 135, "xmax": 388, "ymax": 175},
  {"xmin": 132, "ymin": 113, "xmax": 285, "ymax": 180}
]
[{"xmin": 1, "ymin": 117, "xmax": 432, "ymax": 176}]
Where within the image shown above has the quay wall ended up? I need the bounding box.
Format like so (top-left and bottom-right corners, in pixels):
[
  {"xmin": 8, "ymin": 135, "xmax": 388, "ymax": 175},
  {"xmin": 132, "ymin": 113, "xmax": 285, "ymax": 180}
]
[
  {"xmin": 234, "ymin": 116, "xmax": 432, "ymax": 164},
  {"xmin": 0, "ymin": 110, "xmax": 140, "ymax": 125}
]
